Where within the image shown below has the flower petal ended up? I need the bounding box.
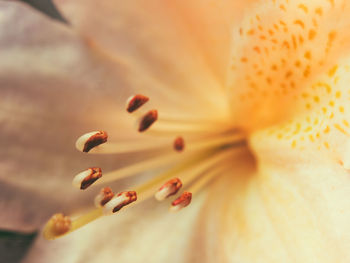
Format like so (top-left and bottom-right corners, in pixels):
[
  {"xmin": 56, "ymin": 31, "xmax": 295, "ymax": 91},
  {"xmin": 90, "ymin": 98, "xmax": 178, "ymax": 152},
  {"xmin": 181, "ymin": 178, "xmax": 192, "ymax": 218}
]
[
  {"xmin": 244, "ymin": 53, "xmax": 350, "ymax": 262},
  {"xmin": 53, "ymin": 0, "xmax": 258, "ymax": 119},
  {"xmin": 227, "ymin": 0, "xmax": 350, "ymax": 131},
  {"xmin": 251, "ymin": 55, "xmax": 350, "ymax": 171},
  {"xmin": 193, "ymin": 148, "xmax": 350, "ymax": 262}
]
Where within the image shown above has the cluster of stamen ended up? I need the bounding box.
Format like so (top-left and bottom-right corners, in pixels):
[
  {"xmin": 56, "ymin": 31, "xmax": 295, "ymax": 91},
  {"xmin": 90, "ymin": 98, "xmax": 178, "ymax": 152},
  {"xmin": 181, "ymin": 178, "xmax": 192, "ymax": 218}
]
[{"xmin": 44, "ymin": 93, "xmax": 244, "ymax": 240}]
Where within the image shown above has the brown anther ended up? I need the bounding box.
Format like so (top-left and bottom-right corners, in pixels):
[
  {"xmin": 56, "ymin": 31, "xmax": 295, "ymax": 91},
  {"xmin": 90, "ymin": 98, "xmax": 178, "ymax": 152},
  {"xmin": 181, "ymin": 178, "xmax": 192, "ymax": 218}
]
[
  {"xmin": 81, "ymin": 167, "xmax": 102, "ymax": 190},
  {"xmin": 126, "ymin": 94, "xmax": 149, "ymax": 113},
  {"xmin": 173, "ymin": 136, "xmax": 185, "ymax": 152},
  {"xmin": 99, "ymin": 187, "xmax": 115, "ymax": 206},
  {"xmin": 112, "ymin": 191, "xmax": 137, "ymax": 213},
  {"xmin": 155, "ymin": 178, "xmax": 182, "ymax": 201},
  {"xmin": 49, "ymin": 213, "xmax": 71, "ymax": 236},
  {"xmin": 83, "ymin": 131, "xmax": 108, "ymax": 152},
  {"xmin": 138, "ymin": 110, "xmax": 158, "ymax": 132},
  {"xmin": 171, "ymin": 192, "xmax": 192, "ymax": 209}
]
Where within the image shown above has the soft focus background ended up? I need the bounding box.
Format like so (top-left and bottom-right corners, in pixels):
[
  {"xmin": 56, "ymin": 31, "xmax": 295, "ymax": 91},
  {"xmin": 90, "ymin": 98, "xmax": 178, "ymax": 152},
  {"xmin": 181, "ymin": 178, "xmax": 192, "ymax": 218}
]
[{"xmin": 0, "ymin": 1, "xmax": 64, "ymax": 262}]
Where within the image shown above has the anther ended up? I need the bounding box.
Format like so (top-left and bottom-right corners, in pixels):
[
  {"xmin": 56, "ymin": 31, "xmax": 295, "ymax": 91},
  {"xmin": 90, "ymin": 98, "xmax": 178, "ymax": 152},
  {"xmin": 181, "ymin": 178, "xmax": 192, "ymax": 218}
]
[
  {"xmin": 103, "ymin": 191, "xmax": 137, "ymax": 214},
  {"xmin": 126, "ymin": 94, "xmax": 149, "ymax": 113},
  {"xmin": 44, "ymin": 213, "xmax": 71, "ymax": 238},
  {"xmin": 155, "ymin": 178, "xmax": 182, "ymax": 201},
  {"xmin": 138, "ymin": 110, "xmax": 158, "ymax": 132},
  {"xmin": 94, "ymin": 187, "xmax": 115, "ymax": 207},
  {"xmin": 173, "ymin": 136, "xmax": 185, "ymax": 152},
  {"xmin": 170, "ymin": 192, "xmax": 192, "ymax": 212},
  {"xmin": 73, "ymin": 167, "xmax": 102, "ymax": 190},
  {"xmin": 75, "ymin": 131, "xmax": 108, "ymax": 153}
]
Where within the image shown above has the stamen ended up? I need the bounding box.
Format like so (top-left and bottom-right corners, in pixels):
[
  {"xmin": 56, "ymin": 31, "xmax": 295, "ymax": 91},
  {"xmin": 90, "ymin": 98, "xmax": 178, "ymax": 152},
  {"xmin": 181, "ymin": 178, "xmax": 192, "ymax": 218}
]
[
  {"xmin": 44, "ymin": 147, "xmax": 238, "ymax": 240},
  {"xmin": 76, "ymin": 131, "xmax": 108, "ymax": 153},
  {"xmin": 156, "ymin": 114, "xmax": 229, "ymax": 126},
  {"xmin": 44, "ymin": 190, "xmax": 136, "ymax": 240},
  {"xmin": 45, "ymin": 126, "xmax": 245, "ymax": 240},
  {"xmin": 167, "ymin": 165, "xmax": 231, "ymax": 212},
  {"xmin": 145, "ymin": 124, "xmax": 239, "ymax": 138},
  {"xmin": 43, "ymin": 213, "xmax": 72, "ymax": 240},
  {"xmin": 103, "ymin": 191, "xmax": 137, "ymax": 215},
  {"xmin": 94, "ymin": 187, "xmax": 114, "ymax": 207},
  {"xmin": 83, "ymin": 140, "xmax": 168, "ymax": 154},
  {"xmin": 169, "ymin": 192, "xmax": 192, "ymax": 212},
  {"xmin": 138, "ymin": 110, "xmax": 158, "ymax": 132},
  {"xmin": 135, "ymin": 147, "xmax": 237, "ymax": 202},
  {"xmin": 95, "ymin": 151, "xmax": 187, "ymax": 185},
  {"xmin": 95, "ymin": 135, "xmax": 244, "ymax": 185},
  {"xmin": 72, "ymin": 167, "xmax": 102, "ymax": 190},
  {"xmin": 187, "ymin": 165, "xmax": 228, "ymax": 195},
  {"xmin": 155, "ymin": 178, "xmax": 182, "ymax": 201},
  {"xmin": 88, "ymin": 132, "xmax": 243, "ymax": 157},
  {"xmin": 126, "ymin": 94, "xmax": 149, "ymax": 113},
  {"xmin": 174, "ymin": 136, "xmax": 185, "ymax": 152}
]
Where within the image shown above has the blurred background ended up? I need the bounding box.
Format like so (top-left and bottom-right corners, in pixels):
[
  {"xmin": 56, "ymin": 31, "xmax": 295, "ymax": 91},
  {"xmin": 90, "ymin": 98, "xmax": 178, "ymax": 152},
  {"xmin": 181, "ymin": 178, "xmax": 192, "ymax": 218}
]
[{"xmin": 1, "ymin": 1, "xmax": 64, "ymax": 262}]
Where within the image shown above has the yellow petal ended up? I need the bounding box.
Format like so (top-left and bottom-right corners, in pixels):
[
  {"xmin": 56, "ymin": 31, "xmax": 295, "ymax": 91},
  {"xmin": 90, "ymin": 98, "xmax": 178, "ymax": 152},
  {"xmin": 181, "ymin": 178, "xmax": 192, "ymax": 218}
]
[
  {"xmin": 228, "ymin": 0, "xmax": 350, "ymax": 131},
  {"xmin": 245, "ymin": 53, "xmax": 350, "ymax": 262}
]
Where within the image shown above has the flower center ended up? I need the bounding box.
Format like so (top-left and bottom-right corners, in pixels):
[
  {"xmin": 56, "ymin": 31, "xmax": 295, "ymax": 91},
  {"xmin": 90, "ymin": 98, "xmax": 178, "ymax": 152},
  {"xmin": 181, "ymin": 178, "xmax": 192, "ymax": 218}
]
[{"xmin": 44, "ymin": 94, "xmax": 246, "ymax": 240}]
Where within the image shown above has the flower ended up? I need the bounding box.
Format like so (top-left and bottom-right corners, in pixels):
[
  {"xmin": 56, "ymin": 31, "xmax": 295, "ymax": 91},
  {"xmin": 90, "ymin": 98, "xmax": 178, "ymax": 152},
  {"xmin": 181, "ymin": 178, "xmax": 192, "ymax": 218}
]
[{"xmin": 1, "ymin": 0, "xmax": 350, "ymax": 262}]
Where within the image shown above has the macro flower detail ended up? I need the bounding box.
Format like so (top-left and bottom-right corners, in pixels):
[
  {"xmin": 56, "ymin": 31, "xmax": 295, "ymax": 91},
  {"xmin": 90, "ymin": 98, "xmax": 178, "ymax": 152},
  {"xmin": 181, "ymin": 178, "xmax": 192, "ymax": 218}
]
[
  {"xmin": 1, "ymin": 0, "xmax": 350, "ymax": 262},
  {"xmin": 44, "ymin": 89, "xmax": 246, "ymax": 240}
]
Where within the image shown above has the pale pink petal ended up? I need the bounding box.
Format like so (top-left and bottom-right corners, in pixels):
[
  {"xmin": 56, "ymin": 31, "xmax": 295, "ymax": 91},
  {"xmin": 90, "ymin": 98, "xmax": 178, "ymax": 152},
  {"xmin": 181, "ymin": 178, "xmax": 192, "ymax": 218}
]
[{"xmin": 0, "ymin": 1, "xmax": 140, "ymax": 231}]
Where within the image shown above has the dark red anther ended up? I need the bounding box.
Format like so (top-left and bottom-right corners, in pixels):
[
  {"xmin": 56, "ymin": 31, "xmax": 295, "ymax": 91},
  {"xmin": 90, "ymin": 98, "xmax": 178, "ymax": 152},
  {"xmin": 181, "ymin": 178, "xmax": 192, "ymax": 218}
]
[
  {"xmin": 138, "ymin": 110, "xmax": 158, "ymax": 132},
  {"xmin": 80, "ymin": 167, "xmax": 102, "ymax": 190},
  {"xmin": 99, "ymin": 187, "xmax": 115, "ymax": 206},
  {"xmin": 173, "ymin": 136, "xmax": 185, "ymax": 152},
  {"xmin": 171, "ymin": 192, "xmax": 192, "ymax": 211},
  {"xmin": 112, "ymin": 191, "xmax": 137, "ymax": 213},
  {"xmin": 126, "ymin": 94, "xmax": 149, "ymax": 113},
  {"xmin": 83, "ymin": 131, "xmax": 108, "ymax": 152}
]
